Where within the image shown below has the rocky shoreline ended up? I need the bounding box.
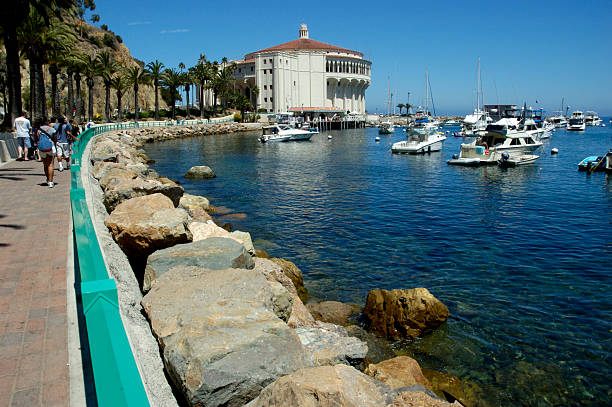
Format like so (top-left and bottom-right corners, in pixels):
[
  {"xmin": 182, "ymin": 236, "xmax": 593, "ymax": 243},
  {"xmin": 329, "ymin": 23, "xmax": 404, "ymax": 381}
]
[{"xmin": 82, "ymin": 122, "xmax": 477, "ymax": 406}]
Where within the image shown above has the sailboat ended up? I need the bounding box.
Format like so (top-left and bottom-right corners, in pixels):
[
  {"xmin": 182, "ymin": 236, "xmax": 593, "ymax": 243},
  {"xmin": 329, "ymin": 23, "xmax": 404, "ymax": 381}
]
[
  {"xmin": 392, "ymin": 70, "xmax": 446, "ymax": 154},
  {"xmin": 545, "ymin": 98, "xmax": 568, "ymax": 128},
  {"xmin": 379, "ymin": 77, "xmax": 395, "ymax": 134},
  {"xmin": 462, "ymin": 58, "xmax": 490, "ymax": 136}
]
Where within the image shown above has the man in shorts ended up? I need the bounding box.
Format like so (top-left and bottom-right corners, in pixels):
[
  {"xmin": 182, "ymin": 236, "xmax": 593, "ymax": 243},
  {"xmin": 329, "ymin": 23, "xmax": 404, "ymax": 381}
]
[
  {"xmin": 53, "ymin": 116, "xmax": 72, "ymax": 171},
  {"xmin": 13, "ymin": 111, "xmax": 32, "ymax": 160}
]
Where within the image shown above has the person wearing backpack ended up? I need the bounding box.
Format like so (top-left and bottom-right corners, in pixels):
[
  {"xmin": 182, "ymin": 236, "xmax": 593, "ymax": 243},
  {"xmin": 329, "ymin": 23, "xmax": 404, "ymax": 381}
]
[
  {"xmin": 36, "ymin": 118, "xmax": 58, "ymax": 188},
  {"xmin": 53, "ymin": 116, "xmax": 72, "ymax": 171}
]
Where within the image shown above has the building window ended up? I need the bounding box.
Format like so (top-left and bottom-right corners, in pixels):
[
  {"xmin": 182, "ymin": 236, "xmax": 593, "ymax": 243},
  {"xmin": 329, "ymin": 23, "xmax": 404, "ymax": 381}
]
[
  {"xmin": 264, "ymin": 97, "xmax": 268, "ymax": 102},
  {"xmin": 270, "ymin": 85, "xmax": 273, "ymax": 90},
  {"xmin": 238, "ymin": 68, "xmax": 241, "ymax": 73},
  {"xmin": 251, "ymin": 67, "xmax": 253, "ymax": 72},
  {"xmin": 293, "ymin": 81, "xmax": 296, "ymax": 86},
  {"xmin": 270, "ymin": 97, "xmax": 273, "ymax": 102},
  {"xmin": 264, "ymin": 60, "xmax": 267, "ymax": 64},
  {"xmin": 263, "ymin": 85, "xmax": 267, "ymax": 90},
  {"xmin": 269, "ymin": 59, "xmax": 273, "ymax": 63}
]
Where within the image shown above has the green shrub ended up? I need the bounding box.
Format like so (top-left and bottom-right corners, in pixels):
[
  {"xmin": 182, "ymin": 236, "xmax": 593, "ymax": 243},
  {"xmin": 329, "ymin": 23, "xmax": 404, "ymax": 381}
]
[
  {"xmin": 233, "ymin": 113, "xmax": 242, "ymax": 122},
  {"xmin": 103, "ymin": 33, "xmax": 116, "ymax": 48},
  {"xmin": 115, "ymin": 35, "xmax": 123, "ymax": 43},
  {"xmin": 90, "ymin": 36, "xmax": 103, "ymax": 48},
  {"xmin": 101, "ymin": 24, "xmax": 108, "ymax": 31}
]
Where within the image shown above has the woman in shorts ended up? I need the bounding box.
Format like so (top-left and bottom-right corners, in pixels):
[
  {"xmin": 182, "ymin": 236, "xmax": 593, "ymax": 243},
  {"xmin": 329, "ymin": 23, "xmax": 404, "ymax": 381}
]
[{"xmin": 35, "ymin": 118, "xmax": 58, "ymax": 188}]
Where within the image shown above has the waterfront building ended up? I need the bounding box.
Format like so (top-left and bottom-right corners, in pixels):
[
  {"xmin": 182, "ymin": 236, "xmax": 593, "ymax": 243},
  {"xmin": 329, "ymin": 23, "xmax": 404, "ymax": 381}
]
[{"xmin": 231, "ymin": 24, "xmax": 371, "ymax": 116}]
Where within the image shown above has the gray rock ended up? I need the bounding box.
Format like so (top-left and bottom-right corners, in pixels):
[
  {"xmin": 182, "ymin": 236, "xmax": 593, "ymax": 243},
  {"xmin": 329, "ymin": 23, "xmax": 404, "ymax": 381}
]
[
  {"xmin": 143, "ymin": 237, "xmax": 255, "ymax": 292},
  {"xmin": 295, "ymin": 321, "xmax": 368, "ymax": 367},
  {"xmin": 184, "ymin": 165, "xmax": 216, "ymax": 179},
  {"xmin": 179, "ymin": 193, "xmax": 210, "ymax": 212},
  {"xmin": 141, "ymin": 266, "xmax": 313, "ymax": 407}
]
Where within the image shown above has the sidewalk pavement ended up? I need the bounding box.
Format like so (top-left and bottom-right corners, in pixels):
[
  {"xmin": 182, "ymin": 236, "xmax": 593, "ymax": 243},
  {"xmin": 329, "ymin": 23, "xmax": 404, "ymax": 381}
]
[{"xmin": 0, "ymin": 159, "xmax": 73, "ymax": 407}]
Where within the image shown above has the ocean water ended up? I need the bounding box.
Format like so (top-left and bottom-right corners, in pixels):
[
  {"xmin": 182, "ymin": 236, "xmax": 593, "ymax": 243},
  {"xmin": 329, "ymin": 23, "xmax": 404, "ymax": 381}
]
[{"xmin": 145, "ymin": 122, "xmax": 612, "ymax": 406}]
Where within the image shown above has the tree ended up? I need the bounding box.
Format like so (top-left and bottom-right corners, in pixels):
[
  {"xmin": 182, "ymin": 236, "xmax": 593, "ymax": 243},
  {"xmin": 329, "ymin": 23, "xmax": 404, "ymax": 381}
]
[
  {"xmin": 96, "ymin": 51, "xmax": 120, "ymax": 122},
  {"xmin": 110, "ymin": 72, "xmax": 128, "ymax": 121},
  {"xmin": 250, "ymin": 85, "xmax": 259, "ymax": 113},
  {"xmin": 161, "ymin": 68, "xmax": 181, "ymax": 119},
  {"xmin": 90, "ymin": 14, "xmax": 100, "ymax": 24},
  {"xmin": 126, "ymin": 65, "xmax": 150, "ymax": 122},
  {"xmin": 209, "ymin": 62, "xmax": 235, "ymax": 115},
  {"xmin": 397, "ymin": 103, "xmax": 405, "ymax": 115},
  {"xmin": 189, "ymin": 60, "xmax": 213, "ymax": 118},
  {"xmin": 146, "ymin": 60, "xmax": 164, "ymax": 120},
  {"xmin": 233, "ymin": 93, "xmax": 252, "ymax": 122},
  {"xmin": 405, "ymin": 104, "xmax": 412, "ymax": 115},
  {"xmin": 0, "ymin": 0, "xmax": 78, "ymax": 127},
  {"xmin": 80, "ymin": 54, "xmax": 98, "ymax": 121},
  {"xmin": 181, "ymin": 71, "xmax": 192, "ymax": 118}
]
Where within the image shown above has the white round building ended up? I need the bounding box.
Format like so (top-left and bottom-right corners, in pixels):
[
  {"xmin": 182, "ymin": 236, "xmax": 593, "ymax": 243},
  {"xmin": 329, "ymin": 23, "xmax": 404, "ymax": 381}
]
[{"xmin": 232, "ymin": 24, "xmax": 371, "ymax": 115}]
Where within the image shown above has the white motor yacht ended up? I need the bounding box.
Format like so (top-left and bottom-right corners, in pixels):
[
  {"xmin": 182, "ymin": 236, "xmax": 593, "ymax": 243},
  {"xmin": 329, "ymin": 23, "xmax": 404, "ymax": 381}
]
[
  {"xmin": 462, "ymin": 109, "xmax": 491, "ymax": 136},
  {"xmin": 378, "ymin": 121, "xmax": 395, "ymax": 134},
  {"xmin": 545, "ymin": 111, "xmax": 567, "ymax": 128},
  {"xmin": 567, "ymin": 111, "xmax": 586, "ymax": 131},
  {"xmin": 584, "ymin": 111, "xmax": 602, "ymax": 126},
  {"xmin": 448, "ymin": 118, "xmax": 543, "ymax": 166},
  {"xmin": 392, "ymin": 130, "xmax": 447, "ymax": 154},
  {"xmin": 260, "ymin": 124, "xmax": 314, "ymax": 143}
]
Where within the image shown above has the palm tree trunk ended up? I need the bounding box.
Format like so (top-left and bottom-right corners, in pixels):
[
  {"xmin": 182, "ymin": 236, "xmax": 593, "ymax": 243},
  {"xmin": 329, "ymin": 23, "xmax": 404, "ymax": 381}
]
[
  {"xmin": 185, "ymin": 86, "xmax": 190, "ymax": 119},
  {"xmin": 30, "ymin": 61, "xmax": 46, "ymax": 123},
  {"xmin": 171, "ymin": 89, "xmax": 176, "ymax": 119},
  {"xmin": 134, "ymin": 84, "xmax": 139, "ymax": 122},
  {"xmin": 75, "ymin": 72, "xmax": 83, "ymax": 122},
  {"xmin": 49, "ymin": 64, "xmax": 60, "ymax": 119},
  {"xmin": 117, "ymin": 91, "xmax": 122, "ymax": 122},
  {"xmin": 37, "ymin": 63, "xmax": 47, "ymax": 121},
  {"xmin": 29, "ymin": 59, "xmax": 36, "ymax": 121},
  {"xmin": 87, "ymin": 79, "xmax": 94, "ymax": 121},
  {"xmin": 154, "ymin": 81, "xmax": 159, "ymax": 120},
  {"xmin": 104, "ymin": 82, "xmax": 111, "ymax": 122},
  {"xmin": 67, "ymin": 69, "xmax": 74, "ymax": 119},
  {"xmin": 199, "ymin": 83, "xmax": 204, "ymax": 118},
  {"xmin": 3, "ymin": 27, "xmax": 22, "ymax": 127}
]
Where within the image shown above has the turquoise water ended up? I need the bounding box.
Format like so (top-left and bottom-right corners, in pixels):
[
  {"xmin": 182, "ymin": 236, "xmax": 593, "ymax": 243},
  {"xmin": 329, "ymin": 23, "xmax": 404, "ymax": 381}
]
[{"xmin": 145, "ymin": 123, "xmax": 612, "ymax": 406}]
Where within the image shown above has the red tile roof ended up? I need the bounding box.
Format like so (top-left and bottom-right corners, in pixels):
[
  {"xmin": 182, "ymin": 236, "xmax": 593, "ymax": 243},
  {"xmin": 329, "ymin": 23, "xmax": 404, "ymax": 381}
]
[
  {"xmin": 245, "ymin": 38, "xmax": 363, "ymax": 59},
  {"xmin": 288, "ymin": 107, "xmax": 345, "ymax": 113}
]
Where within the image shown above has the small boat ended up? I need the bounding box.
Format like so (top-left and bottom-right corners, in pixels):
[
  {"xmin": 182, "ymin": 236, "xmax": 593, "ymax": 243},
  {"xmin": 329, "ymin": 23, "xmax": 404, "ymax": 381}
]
[
  {"xmin": 260, "ymin": 125, "xmax": 314, "ymax": 143},
  {"xmin": 498, "ymin": 152, "xmax": 539, "ymax": 168},
  {"xmin": 567, "ymin": 111, "xmax": 586, "ymax": 131},
  {"xmin": 546, "ymin": 111, "xmax": 567, "ymax": 128},
  {"xmin": 606, "ymin": 151, "xmax": 612, "ymax": 173},
  {"xmin": 441, "ymin": 119, "xmax": 461, "ymax": 127},
  {"xmin": 391, "ymin": 131, "xmax": 447, "ymax": 154},
  {"xmin": 378, "ymin": 122, "xmax": 395, "ymax": 134},
  {"xmin": 447, "ymin": 156, "xmax": 481, "ymax": 166},
  {"xmin": 584, "ymin": 111, "xmax": 602, "ymax": 126},
  {"xmin": 578, "ymin": 155, "xmax": 606, "ymax": 172}
]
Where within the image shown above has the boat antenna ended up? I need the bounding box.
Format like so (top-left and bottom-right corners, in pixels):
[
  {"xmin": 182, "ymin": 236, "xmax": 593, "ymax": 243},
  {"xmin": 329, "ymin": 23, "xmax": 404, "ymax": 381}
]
[{"xmin": 427, "ymin": 70, "xmax": 436, "ymax": 116}]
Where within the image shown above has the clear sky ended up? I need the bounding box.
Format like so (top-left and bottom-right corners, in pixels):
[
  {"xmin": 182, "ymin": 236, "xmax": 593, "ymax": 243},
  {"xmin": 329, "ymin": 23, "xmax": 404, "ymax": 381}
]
[{"xmin": 91, "ymin": 0, "xmax": 612, "ymax": 115}]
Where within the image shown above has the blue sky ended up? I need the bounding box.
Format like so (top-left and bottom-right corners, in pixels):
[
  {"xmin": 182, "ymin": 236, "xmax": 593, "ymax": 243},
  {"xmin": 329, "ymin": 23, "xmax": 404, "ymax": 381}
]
[{"xmin": 92, "ymin": 0, "xmax": 612, "ymax": 115}]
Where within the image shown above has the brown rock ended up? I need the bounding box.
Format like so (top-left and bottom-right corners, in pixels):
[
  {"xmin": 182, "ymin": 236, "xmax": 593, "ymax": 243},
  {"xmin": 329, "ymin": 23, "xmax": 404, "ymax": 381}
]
[
  {"xmin": 91, "ymin": 162, "xmax": 125, "ymax": 180},
  {"xmin": 390, "ymin": 390, "xmax": 459, "ymax": 407},
  {"xmin": 422, "ymin": 369, "xmax": 482, "ymax": 407},
  {"xmin": 307, "ymin": 300, "xmax": 360, "ymax": 326},
  {"xmin": 98, "ymin": 167, "xmax": 138, "ymax": 190},
  {"xmin": 363, "ymin": 288, "xmax": 449, "ymax": 339},
  {"xmin": 102, "ymin": 177, "xmax": 184, "ymax": 213},
  {"xmin": 255, "ymin": 249, "xmax": 270, "ymax": 258},
  {"xmin": 270, "ymin": 258, "xmax": 308, "ymax": 302},
  {"xmin": 364, "ymin": 356, "xmax": 431, "ymax": 390},
  {"xmin": 104, "ymin": 193, "xmax": 192, "ymax": 258},
  {"xmin": 245, "ymin": 364, "xmax": 394, "ymax": 407}
]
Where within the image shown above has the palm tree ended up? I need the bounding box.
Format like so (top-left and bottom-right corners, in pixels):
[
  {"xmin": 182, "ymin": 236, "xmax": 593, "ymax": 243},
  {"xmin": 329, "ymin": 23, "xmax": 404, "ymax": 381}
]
[
  {"xmin": 181, "ymin": 71, "xmax": 192, "ymax": 118},
  {"xmin": 250, "ymin": 85, "xmax": 259, "ymax": 114},
  {"xmin": 70, "ymin": 55, "xmax": 87, "ymax": 122},
  {"xmin": 80, "ymin": 54, "xmax": 98, "ymax": 121},
  {"xmin": 110, "ymin": 72, "xmax": 129, "ymax": 122},
  {"xmin": 162, "ymin": 68, "xmax": 182, "ymax": 120},
  {"xmin": 405, "ymin": 104, "xmax": 413, "ymax": 115},
  {"xmin": 126, "ymin": 65, "xmax": 150, "ymax": 122},
  {"xmin": 234, "ymin": 93, "xmax": 252, "ymax": 123},
  {"xmin": 96, "ymin": 51, "xmax": 120, "ymax": 122},
  {"xmin": 397, "ymin": 103, "xmax": 405, "ymax": 115},
  {"xmin": 146, "ymin": 60, "xmax": 164, "ymax": 120},
  {"xmin": 205, "ymin": 61, "xmax": 220, "ymax": 115},
  {"xmin": 189, "ymin": 60, "xmax": 213, "ymax": 118},
  {"xmin": 210, "ymin": 63, "xmax": 235, "ymax": 115}
]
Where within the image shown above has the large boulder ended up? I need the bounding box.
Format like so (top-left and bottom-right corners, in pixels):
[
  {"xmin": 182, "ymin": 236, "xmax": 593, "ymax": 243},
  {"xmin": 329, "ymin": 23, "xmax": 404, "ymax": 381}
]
[
  {"xmin": 245, "ymin": 364, "xmax": 394, "ymax": 407},
  {"xmin": 104, "ymin": 193, "xmax": 191, "ymax": 259},
  {"xmin": 390, "ymin": 390, "xmax": 461, "ymax": 407},
  {"xmin": 294, "ymin": 321, "xmax": 368, "ymax": 367},
  {"xmin": 91, "ymin": 162, "xmax": 126, "ymax": 181},
  {"xmin": 141, "ymin": 266, "xmax": 312, "ymax": 407},
  {"xmin": 188, "ymin": 222, "xmax": 255, "ymax": 254},
  {"xmin": 270, "ymin": 258, "xmax": 308, "ymax": 302},
  {"xmin": 363, "ymin": 288, "xmax": 449, "ymax": 339},
  {"xmin": 345, "ymin": 326, "xmax": 397, "ymax": 366},
  {"xmin": 364, "ymin": 356, "xmax": 431, "ymax": 390},
  {"xmin": 252, "ymin": 258, "xmax": 315, "ymax": 328},
  {"xmin": 184, "ymin": 165, "xmax": 216, "ymax": 179},
  {"xmin": 143, "ymin": 237, "xmax": 254, "ymax": 292},
  {"xmin": 179, "ymin": 193, "xmax": 210, "ymax": 212},
  {"xmin": 103, "ymin": 177, "xmax": 184, "ymax": 213},
  {"xmin": 307, "ymin": 300, "xmax": 361, "ymax": 326},
  {"xmin": 99, "ymin": 167, "xmax": 138, "ymax": 190},
  {"xmin": 422, "ymin": 369, "xmax": 482, "ymax": 407}
]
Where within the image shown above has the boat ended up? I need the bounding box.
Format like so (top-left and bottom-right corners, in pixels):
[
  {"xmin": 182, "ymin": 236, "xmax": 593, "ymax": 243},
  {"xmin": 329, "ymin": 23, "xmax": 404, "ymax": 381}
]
[
  {"xmin": 498, "ymin": 152, "xmax": 539, "ymax": 168},
  {"xmin": 448, "ymin": 118, "xmax": 543, "ymax": 166},
  {"xmin": 566, "ymin": 111, "xmax": 586, "ymax": 131},
  {"xmin": 259, "ymin": 124, "xmax": 314, "ymax": 143},
  {"xmin": 584, "ymin": 111, "xmax": 602, "ymax": 126},
  {"xmin": 441, "ymin": 119, "xmax": 461, "ymax": 127},
  {"xmin": 446, "ymin": 156, "xmax": 481, "ymax": 166},
  {"xmin": 462, "ymin": 59, "xmax": 491, "ymax": 136},
  {"xmin": 378, "ymin": 121, "xmax": 395, "ymax": 134},
  {"xmin": 391, "ymin": 131, "xmax": 446, "ymax": 154},
  {"xmin": 546, "ymin": 113, "xmax": 567, "ymax": 129},
  {"xmin": 578, "ymin": 156, "xmax": 606, "ymax": 172}
]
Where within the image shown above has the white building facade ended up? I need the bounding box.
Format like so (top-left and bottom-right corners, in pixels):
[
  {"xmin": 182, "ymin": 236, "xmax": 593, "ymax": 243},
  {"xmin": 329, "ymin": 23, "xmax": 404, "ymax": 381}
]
[{"xmin": 232, "ymin": 24, "xmax": 371, "ymax": 115}]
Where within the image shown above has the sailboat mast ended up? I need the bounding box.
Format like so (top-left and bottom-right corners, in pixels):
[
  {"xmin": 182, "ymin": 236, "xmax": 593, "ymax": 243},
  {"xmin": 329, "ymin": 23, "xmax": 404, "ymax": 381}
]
[
  {"xmin": 425, "ymin": 70, "xmax": 429, "ymax": 115},
  {"xmin": 477, "ymin": 58, "xmax": 480, "ymax": 112}
]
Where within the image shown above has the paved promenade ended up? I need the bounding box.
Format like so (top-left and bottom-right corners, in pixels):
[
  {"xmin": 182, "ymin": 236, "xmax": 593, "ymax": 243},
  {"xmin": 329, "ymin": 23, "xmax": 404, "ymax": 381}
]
[{"xmin": 0, "ymin": 159, "xmax": 72, "ymax": 407}]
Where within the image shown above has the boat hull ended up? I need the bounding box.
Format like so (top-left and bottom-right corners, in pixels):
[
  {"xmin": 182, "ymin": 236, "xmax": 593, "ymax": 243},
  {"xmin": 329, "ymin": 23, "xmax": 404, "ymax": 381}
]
[{"xmin": 392, "ymin": 136, "xmax": 446, "ymax": 154}]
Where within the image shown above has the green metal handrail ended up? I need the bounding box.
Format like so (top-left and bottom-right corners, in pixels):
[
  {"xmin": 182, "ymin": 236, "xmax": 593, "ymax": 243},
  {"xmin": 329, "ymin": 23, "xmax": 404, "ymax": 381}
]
[{"xmin": 69, "ymin": 116, "xmax": 233, "ymax": 406}]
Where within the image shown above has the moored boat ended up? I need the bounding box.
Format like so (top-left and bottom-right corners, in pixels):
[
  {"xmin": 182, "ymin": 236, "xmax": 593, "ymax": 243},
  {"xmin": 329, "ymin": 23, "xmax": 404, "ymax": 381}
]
[
  {"xmin": 392, "ymin": 131, "xmax": 447, "ymax": 154},
  {"xmin": 584, "ymin": 111, "xmax": 602, "ymax": 126},
  {"xmin": 260, "ymin": 124, "xmax": 314, "ymax": 143},
  {"xmin": 567, "ymin": 111, "xmax": 586, "ymax": 131},
  {"xmin": 378, "ymin": 121, "xmax": 395, "ymax": 134},
  {"xmin": 578, "ymin": 155, "xmax": 606, "ymax": 172},
  {"xmin": 498, "ymin": 152, "xmax": 539, "ymax": 168}
]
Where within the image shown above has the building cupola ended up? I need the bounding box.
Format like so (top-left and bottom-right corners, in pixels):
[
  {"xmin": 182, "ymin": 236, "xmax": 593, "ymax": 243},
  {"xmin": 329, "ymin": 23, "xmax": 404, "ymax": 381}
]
[{"xmin": 299, "ymin": 24, "xmax": 309, "ymax": 39}]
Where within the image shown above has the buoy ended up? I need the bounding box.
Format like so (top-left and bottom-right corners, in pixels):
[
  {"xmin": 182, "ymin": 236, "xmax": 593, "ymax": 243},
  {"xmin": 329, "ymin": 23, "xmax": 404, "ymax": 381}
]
[
  {"xmin": 375, "ymin": 136, "xmax": 380, "ymax": 142},
  {"xmin": 602, "ymin": 124, "xmax": 606, "ymax": 127},
  {"xmin": 551, "ymin": 148, "xmax": 559, "ymax": 154},
  {"xmin": 328, "ymin": 135, "xmax": 332, "ymax": 139}
]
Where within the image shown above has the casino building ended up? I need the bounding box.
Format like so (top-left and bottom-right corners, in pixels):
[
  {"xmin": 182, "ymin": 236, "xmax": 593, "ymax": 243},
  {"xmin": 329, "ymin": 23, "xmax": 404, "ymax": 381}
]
[{"xmin": 231, "ymin": 24, "xmax": 371, "ymax": 115}]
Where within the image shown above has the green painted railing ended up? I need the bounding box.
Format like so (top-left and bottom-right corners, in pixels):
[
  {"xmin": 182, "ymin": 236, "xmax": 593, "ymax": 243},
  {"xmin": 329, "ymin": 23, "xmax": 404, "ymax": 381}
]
[{"xmin": 70, "ymin": 117, "xmax": 233, "ymax": 406}]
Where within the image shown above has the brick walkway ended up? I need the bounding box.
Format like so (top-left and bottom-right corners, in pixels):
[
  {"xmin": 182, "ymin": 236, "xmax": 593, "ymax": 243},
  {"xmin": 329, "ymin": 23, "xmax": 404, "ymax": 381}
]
[{"xmin": 0, "ymin": 159, "xmax": 72, "ymax": 407}]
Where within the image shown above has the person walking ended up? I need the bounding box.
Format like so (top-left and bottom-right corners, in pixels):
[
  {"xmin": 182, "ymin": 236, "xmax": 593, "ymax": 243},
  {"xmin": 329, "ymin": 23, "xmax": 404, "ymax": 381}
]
[
  {"xmin": 53, "ymin": 116, "xmax": 72, "ymax": 171},
  {"xmin": 35, "ymin": 118, "xmax": 57, "ymax": 188},
  {"xmin": 13, "ymin": 111, "xmax": 32, "ymax": 160}
]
